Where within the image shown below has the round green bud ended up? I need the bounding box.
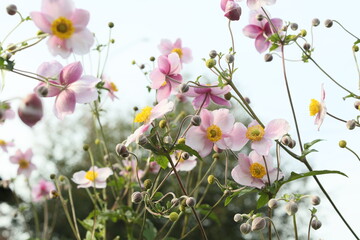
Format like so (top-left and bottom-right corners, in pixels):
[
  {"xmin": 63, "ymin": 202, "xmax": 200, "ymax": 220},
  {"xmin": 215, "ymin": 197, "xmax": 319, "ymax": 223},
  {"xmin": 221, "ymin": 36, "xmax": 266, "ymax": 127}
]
[
  {"xmin": 224, "ymin": 92, "xmax": 232, "ymax": 100},
  {"xmin": 233, "ymin": 213, "xmax": 243, "ymax": 223},
  {"xmin": 159, "ymin": 119, "xmax": 167, "ymax": 128},
  {"xmin": 110, "ymin": 39, "xmax": 115, "ymax": 44},
  {"xmin": 108, "ymin": 22, "xmax": 114, "ymax": 28},
  {"xmin": 50, "ymin": 174, "xmax": 56, "ymax": 180},
  {"xmin": 212, "ymin": 153, "xmax": 220, "ymax": 160},
  {"xmin": 310, "ymin": 195, "xmax": 321, "ymax": 206},
  {"xmin": 207, "ymin": 175, "xmax": 215, "ymax": 184},
  {"xmin": 177, "ymin": 138, "xmax": 186, "ymax": 144},
  {"xmin": 225, "ymin": 54, "xmax": 235, "ymax": 64},
  {"xmin": 144, "ymin": 179, "xmax": 152, "ymax": 190},
  {"xmin": 131, "ymin": 60, "xmax": 136, "ymax": 65},
  {"xmin": 268, "ymin": 198, "xmax": 278, "ymax": 209},
  {"xmin": 149, "ymin": 56, "xmax": 155, "ymax": 62},
  {"xmin": 338, "ymin": 140, "xmax": 347, "ymax": 148},
  {"xmin": 346, "ymin": 120, "xmax": 356, "ymax": 130},
  {"xmin": 59, "ymin": 175, "xmax": 65, "ymax": 182},
  {"xmin": 133, "ymin": 106, "xmax": 139, "ymax": 111},
  {"xmin": 169, "ymin": 212, "xmax": 179, "ymax": 222},
  {"xmin": 300, "ymin": 29, "xmax": 307, "ymax": 37},
  {"xmin": 205, "ymin": 59, "xmax": 216, "ymax": 68},
  {"xmin": 83, "ymin": 144, "xmax": 89, "ymax": 151},
  {"xmin": 94, "ymin": 139, "xmax": 100, "ymax": 145}
]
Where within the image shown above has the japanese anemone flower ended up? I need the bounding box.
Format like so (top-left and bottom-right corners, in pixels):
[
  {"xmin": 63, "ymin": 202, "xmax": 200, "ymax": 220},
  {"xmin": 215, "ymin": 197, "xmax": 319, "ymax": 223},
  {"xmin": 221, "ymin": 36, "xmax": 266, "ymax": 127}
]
[{"xmin": 309, "ymin": 84, "xmax": 326, "ymax": 130}]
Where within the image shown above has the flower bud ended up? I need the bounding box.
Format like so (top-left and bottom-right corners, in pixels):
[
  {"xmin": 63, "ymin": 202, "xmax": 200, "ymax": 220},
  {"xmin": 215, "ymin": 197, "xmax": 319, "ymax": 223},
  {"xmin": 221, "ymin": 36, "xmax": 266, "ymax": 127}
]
[
  {"xmin": 159, "ymin": 119, "xmax": 167, "ymax": 128},
  {"xmin": 300, "ymin": 29, "xmax": 307, "ymax": 37},
  {"xmin": 312, "ymin": 18, "xmax": 320, "ymax": 27},
  {"xmin": 311, "ymin": 219, "xmax": 322, "ymax": 230},
  {"xmin": 108, "ymin": 22, "xmax": 114, "ymax": 28},
  {"xmin": 50, "ymin": 174, "xmax": 56, "ymax": 180},
  {"xmin": 290, "ymin": 23, "xmax": 298, "ymax": 31},
  {"xmin": 163, "ymin": 136, "xmax": 172, "ymax": 144},
  {"xmin": 244, "ymin": 97, "xmax": 251, "ymax": 104},
  {"xmin": 303, "ymin": 43, "xmax": 311, "ymax": 51},
  {"xmin": 133, "ymin": 106, "xmax": 138, "ymax": 111},
  {"xmin": 149, "ymin": 56, "xmax": 155, "ymax": 62},
  {"xmin": 59, "ymin": 176, "xmax": 65, "ymax": 182},
  {"xmin": 83, "ymin": 144, "xmax": 89, "ymax": 151},
  {"xmin": 212, "ymin": 153, "xmax": 220, "ymax": 160},
  {"xmin": 346, "ymin": 119, "xmax": 356, "ymax": 130},
  {"xmin": 338, "ymin": 140, "xmax": 347, "ymax": 148},
  {"xmin": 18, "ymin": 93, "xmax": 43, "ymax": 127},
  {"xmin": 50, "ymin": 190, "xmax": 59, "ymax": 199},
  {"xmin": 288, "ymin": 139, "xmax": 296, "ymax": 149},
  {"xmin": 177, "ymin": 138, "xmax": 186, "ymax": 144},
  {"xmin": 209, "ymin": 50, "xmax": 218, "ymax": 58},
  {"xmin": 186, "ymin": 197, "xmax": 196, "ymax": 207},
  {"xmin": 94, "ymin": 139, "xmax": 100, "ymax": 145},
  {"xmin": 144, "ymin": 179, "xmax": 152, "ymax": 190},
  {"xmin": 131, "ymin": 60, "xmax": 136, "ymax": 65},
  {"xmin": 281, "ymin": 135, "xmax": 291, "ymax": 146},
  {"xmin": 354, "ymin": 101, "xmax": 360, "ymax": 110},
  {"xmin": 131, "ymin": 192, "xmax": 143, "ymax": 204},
  {"xmin": 169, "ymin": 212, "xmax": 179, "ymax": 222},
  {"xmin": 310, "ymin": 195, "xmax": 321, "ymax": 206},
  {"xmin": 224, "ymin": 1, "xmax": 241, "ymax": 21},
  {"xmin": 224, "ymin": 92, "xmax": 232, "ymax": 100},
  {"xmin": 353, "ymin": 45, "xmax": 359, "ymax": 52},
  {"xmin": 206, "ymin": 59, "xmax": 216, "ymax": 68},
  {"xmin": 264, "ymin": 53, "xmax": 273, "ymax": 62},
  {"xmin": 233, "ymin": 213, "xmax": 243, "ymax": 223},
  {"xmin": 179, "ymin": 204, "xmax": 186, "ymax": 212},
  {"xmin": 324, "ymin": 19, "xmax": 333, "ymax": 28},
  {"xmin": 6, "ymin": 4, "xmax": 17, "ymax": 15},
  {"xmin": 138, "ymin": 136, "xmax": 148, "ymax": 146},
  {"xmin": 256, "ymin": 14, "xmax": 264, "ymax": 21},
  {"xmin": 207, "ymin": 175, "xmax": 215, "ymax": 184},
  {"xmin": 225, "ymin": 54, "xmax": 235, "ymax": 64},
  {"xmin": 251, "ymin": 217, "xmax": 266, "ymax": 231},
  {"xmin": 285, "ymin": 201, "xmax": 298, "ymax": 216},
  {"xmin": 191, "ymin": 115, "xmax": 201, "ymax": 126},
  {"xmin": 116, "ymin": 144, "xmax": 129, "ymax": 157},
  {"xmin": 268, "ymin": 198, "xmax": 278, "ymax": 209},
  {"xmin": 171, "ymin": 198, "xmax": 180, "ymax": 206},
  {"xmin": 181, "ymin": 152, "xmax": 190, "ymax": 160},
  {"xmin": 36, "ymin": 86, "xmax": 49, "ymax": 97},
  {"xmin": 179, "ymin": 83, "xmax": 189, "ymax": 93},
  {"xmin": 240, "ymin": 223, "xmax": 251, "ymax": 234}
]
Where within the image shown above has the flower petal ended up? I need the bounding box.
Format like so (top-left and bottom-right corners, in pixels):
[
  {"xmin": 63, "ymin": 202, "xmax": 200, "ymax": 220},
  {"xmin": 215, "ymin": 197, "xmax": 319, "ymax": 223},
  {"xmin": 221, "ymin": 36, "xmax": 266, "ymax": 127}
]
[
  {"xmin": 60, "ymin": 62, "xmax": 83, "ymax": 85},
  {"xmin": 264, "ymin": 119, "xmax": 290, "ymax": 139},
  {"xmin": 30, "ymin": 12, "xmax": 52, "ymax": 33},
  {"xmin": 158, "ymin": 55, "xmax": 170, "ymax": 74},
  {"xmin": 150, "ymin": 69, "xmax": 166, "ymax": 89},
  {"xmin": 54, "ymin": 89, "xmax": 76, "ymax": 119},
  {"xmin": 42, "ymin": 0, "xmax": 74, "ymax": 19},
  {"xmin": 251, "ymin": 138, "xmax": 272, "ymax": 156},
  {"xmin": 168, "ymin": 53, "xmax": 182, "ymax": 74},
  {"xmin": 68, "ymin": 75, "xmax": 99, "ymax": 103},
  {"xmin": 70, "ymin": 9, "xmax": 89, "ymax": 31},
  {"xmin": 67, "ymin": 29, "xmax": 94, "ymax": 55},
  {"xmin": 210, "ymin": 95, "xmax": 231, "ymax": 107},
  {"xmin": 213, "ymin": 108, "xmax": 234, "ymax": 133},
  {"xmin": 158, "ymin": 39, "xmax": 173, "ymax": 55},
  {"xmin": 255, "ymin": 34, "xmax": 270, "ymax": 53},
  {"xmin": 243, "ymin": 25, "xmax": 263, "ymax": 39}
]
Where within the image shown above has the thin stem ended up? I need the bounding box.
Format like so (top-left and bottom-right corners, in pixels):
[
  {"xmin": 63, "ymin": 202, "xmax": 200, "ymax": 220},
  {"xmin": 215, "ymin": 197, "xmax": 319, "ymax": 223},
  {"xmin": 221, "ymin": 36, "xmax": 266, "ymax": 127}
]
[
  {"xmin": 333, "ymin": 20, "xmax": 360, "ymax": 40},
  {"xmin": 345, "ymin": 146, "xmax": 360, "ymax": 162},
  {"xmin": 163, "ymin": 212, "xmax": 183, "ymax": 239},
  {"xmin": 326, "ymin": 112, "xmax": 347, "ymax": 123},
  {"xmin": 42, "ymin": 200, "xmax": 49, "ymax": 240},
  {"xmin": 307, "ymin": 215, "xmax": 314, "ymax": 240},
  {"xmin": 352, "ymin": 50, "xmax": 360, "ymax": 90},
  {"xmin": 293, "ymin": 214, "xmax": 299, "ymax": 240}
]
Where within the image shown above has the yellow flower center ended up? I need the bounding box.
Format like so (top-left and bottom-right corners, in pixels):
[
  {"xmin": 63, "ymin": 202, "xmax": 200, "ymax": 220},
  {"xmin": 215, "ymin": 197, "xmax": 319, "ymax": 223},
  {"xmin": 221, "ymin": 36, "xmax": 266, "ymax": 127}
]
[
  {"xmin": 109, "ymin": 82, "xmax": 118, "ymax": 92},
  {"xmin": 161, "ymin": 81, "xmax": 167, "ymax": 87},
  {"xmin": 0, "ymin": 139, "xmax": 6, "ymax": 145},
  {"xmin": 309, "ymin": 99, "xmax": 321, "ymax": 116},
  {"xmin": 18, "ymin": 159, "xmax": 30, "ymax": 169},
  {"xmin": 171, "ymin": 48, "xmax": 183, "ymax": 58},
  {"xmin": 249, "ymin": 162, "xmax": 266, "ymax": 179},
  {"xmin": 51, "ymin": 17, "xmax": 75, "ymax": 39},
  {"xmin": 246, "ymin": 125, "xmax": 265, "ymax": 141},
  {"xmin": 85, "ymin": 170, "xmax": 98, "ymax": 182},
  {"xmin": 206, "ymin": 125, "xmax": 222, "ymax": 142},
  {"xmin": 134, "ymin": 106, "xmax": 153, "ymax": 123},
  {"xmin": 176, "ymin": 152, "xmax": 185, "ymax": 163}
]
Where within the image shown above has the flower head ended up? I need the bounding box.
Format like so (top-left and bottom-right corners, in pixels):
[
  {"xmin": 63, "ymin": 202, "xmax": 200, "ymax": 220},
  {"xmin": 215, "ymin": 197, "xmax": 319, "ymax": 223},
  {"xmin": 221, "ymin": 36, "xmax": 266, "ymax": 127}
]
[
  {"xmin": 150, "ymin": 53, "xmax": 182, "ymax": 102},
  {"xmin": 30, "ymin": 0, "xmax": 94, "ymax": 58},
  {"xmin": 220, "ymin": 0, "xmax": 242, "ymax": 21},
  {"xmin": 184, "ymin": 83, "xmax": 231, "ymax": 109},
  {"xmin": 0, "ymin": 139, "xmax": 15, "ymax": 153},
  {"xmin": 185, "ymin": 109, "xmax": 248, "ymax": 157},
  {"xmin": 231, "ymin": 151, "xmax": 283, "ymax": 188},
  {"xmin": 119, "ymin": 159, "xmax": 145, "ymax": 182},
  {"xmin": 102, "ymin": 75, "xmax": 119, "ymax": 101},
  {"xmin": 32, "ymin": 179, "xmax": 55, "ymax": 202},
  {"xmin": 309, "ymin": 84, "xmax": 326, "ymax": 130},
  {"xmin": 158, "ymin": 38, "xmax": 192, "ymax": 64},
  {"xmin": 72, "ymin": 166, "xmax": 113, "ymax": 188},
  {"xmin": 247, "ymin": 0, "xmax": 276, "ymax": 10},
  {"xmin": 35, "ymin": 61, "xmax": 100, "ymax": 119},
  {"xmin": 169, "ymin": 151, "xmax": 197, "ymax": 173},
  {"xmin": 243, "ymin": 10, "xmax": 283, "ymax": 53},
  {"xmin": 0, "ymin": 101, "xmax": 15, "ymax": 124},
  {"xmin": 10, "ymin": 149, "xmax": 36, "ymax": 177}
]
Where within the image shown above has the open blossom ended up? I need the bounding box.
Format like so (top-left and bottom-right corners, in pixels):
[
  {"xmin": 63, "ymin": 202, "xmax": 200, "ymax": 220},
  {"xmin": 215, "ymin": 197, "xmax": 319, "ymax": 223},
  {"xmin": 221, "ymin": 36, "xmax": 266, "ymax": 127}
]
[
  {"xmin": 35, "ymin": 61, "xmax": 100, "ymax": 119},
  {"xmin": 72, "ymin": 166, "xmax": 113, "ymax": 188},
  {"xmin": 236, "ymin": 119, "xmax": 290, "ymax": 156},
  {"xmin": 0, "ymin": 139, "xmax": 15, "ymax": 153},
  {"xmin": 169, "ymin": 151, "xmax": 197, "ymax": 173},
  {"xmin": 186, "ymin": 109, "xmax": 248, "ymax": 157},
  {"xmin": 119, "ymin": 159, "xmax": 145, "ymax": 182},
  {"xmin": 125, "ymin": 99, "xmax": 174, "ymax": 146},
  {"xmin": 32, "ymin": 179, "xmax": 55, "ymax": 202},
  {"xmin": 102, "ymin": 75, "xmax": 119, "ymax": 101},
  {"xmin": 30, "ymin": 0, "xmax": 94, "ymax": 58},
  {"xmin": 184, "ymin": 83, "xmax": 231, "ymax": 109},
  {"xmin": 231, "ymin": 151, "xmax": 283, "ymax": 188},
  {"xmin": 309, "ymin": 84, "xmax": 326, "ymax": 130},
  {"xmin": 158, "ymin": 38, "xmax": 192, "ymax": 64},
  {"xmin": 10, "ymin": 149, "xmax": 36, "ymax": 177},
  {"xmin": 0, "ymin": 101, "xmax": 15, "ymax": 123},
  {"xmin": 150, "ymin": 53, "xmax": 182, "ymax": 102},
  {"xmin": 220, "ymin": 0, "xmax": 242, "ymax": 21},
  {"xmin": 243, "ymin": 10, "xmax": 283, "ymax": 53},
  {"xmin": 247, "ymin": 0, "xmax": 276, "ymax": 10}
]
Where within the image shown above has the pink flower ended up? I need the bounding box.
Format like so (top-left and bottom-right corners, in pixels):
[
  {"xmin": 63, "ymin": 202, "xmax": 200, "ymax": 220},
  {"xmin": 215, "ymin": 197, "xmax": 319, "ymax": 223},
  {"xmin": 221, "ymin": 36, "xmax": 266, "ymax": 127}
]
[
  {"xmin": 35, "ymin": 61, "xmax": 100, "ymax": 119},
  {"xmin": 185, "ymin": 109, "xmax": 248, "ymax": 157},
  {"xmin": 150, "ymin": 53, "xmax": 182, "ymax": 102},
  {"xmin": 125, "ymin": 99, "xmax": 174, "ymax": 146},
  {"xmin": 247, "ymin": 0, "xmax": 276, "ymax": 10},
  {"xmin": 169, "ymin": 151, "xmax": 197, "ymax": 173},
  {"xmin": 231, "ymin": 150, "xmax": 283, "ymax": 188},
  {"xmin": 102, "ymin": 75, "xmax": 118, "ymax": 101},
  {"xmin": 30, "ymin": 0, "xmax": 94, "ymax": 58},
  {"xmin": 119, "ymin": 159, "xmax": 145, "ymax": 182},
  {"xmin": 309, "ymin": 84, "xmax": 326, "ymax": 130},
  {"xmin": 18, "ymin": 93, "xmax": 43, "ymax": 127},
  {"xmin": 243, "ymin": 10, "xmax": 283, "ymax": 53},
  {"xmin": 72, "ymin": 166, "xmax": 113, "ymax": 189},
  {"xmin": 0, "ymin": 139, "xmax": 15, "ymax": 153},
  {"xmin": 0, "ymin": 101, "xmax": 15, "ymax": 124},
  {"xmin": 158, "ymin": 38, "xmax": 192, "ymax": 64},
  {"xmin": 32, "ymin": 179, "xmax": 55, "ymax": 202},
  {"xmin": 149, "ymin": 161, "xmax": 161, "ymax": 174},
  {"xmin": 184, "ymin": 83, "xmax": 231, "ymax": 109},
  {"xmin": 10, "ymin": 149, "xmax": 36, "ymax": 177},
  {"xmin": 236, "ymin": 119, "xmax": 290, "ymax": 156},
  {"xmin": 220, "ymin": 0, "xmax": 242, "ymax": 21}
]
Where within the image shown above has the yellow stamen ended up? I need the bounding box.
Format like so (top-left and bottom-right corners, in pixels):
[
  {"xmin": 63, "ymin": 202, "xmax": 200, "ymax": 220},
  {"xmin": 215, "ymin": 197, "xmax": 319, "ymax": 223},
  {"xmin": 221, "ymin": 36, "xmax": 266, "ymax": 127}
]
[
  {"xmin": 134, "ymin": 106, "xmax": 152, "ymax": 123},
  {"xmin": 246, "ymin": 125, "xmax": 265, "ymax": 141},
  {"xmin": 206, "ymin": 125, "xmax": 222, "ymax": 142},
  {"xmin": 18, "ymin": 159, "xmax": 30, "ymax": 169},
  {"xmin": 85, "ymin": 170, "xmax": 98, "ymax": 182},
  {"xmin": 51, "ymin": 17, "xmax": 75, "ymax": 39},
  {"xmin": 171, "ymin": 48, "xmax": 183, "ymax": 58},
  {"xmin": 0, "ymin": 140, "xmax": 6, "ymax": 145},
  {"xmin": 309, "ymin": 99, "xmax": 321, "ymax": 116},
  {"xmin": 176, "ymin": 152, "xmax": 185, "ymax": 163},
  {"xmin": 109, "ymin": 82, "xmax": 118, "ymax": 92},
  {"xmin": 161, "ymin": 81, "xmax": 167, "ymax": 87},
  {"xmin": 249, "ymin": 162, "xmax": 266, "ymax": 179}
]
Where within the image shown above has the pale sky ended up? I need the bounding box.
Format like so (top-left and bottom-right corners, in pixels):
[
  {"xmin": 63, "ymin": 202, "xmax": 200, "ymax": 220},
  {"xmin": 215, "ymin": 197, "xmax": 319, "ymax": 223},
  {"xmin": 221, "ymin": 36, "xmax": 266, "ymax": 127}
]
[{"xmin": 1, "ymin": 0, "xmax": 359, "ymax": 239}]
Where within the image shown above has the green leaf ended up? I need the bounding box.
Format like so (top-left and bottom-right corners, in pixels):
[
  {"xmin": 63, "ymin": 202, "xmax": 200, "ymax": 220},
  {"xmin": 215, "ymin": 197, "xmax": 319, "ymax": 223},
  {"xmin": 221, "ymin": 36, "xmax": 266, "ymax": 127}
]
[
  {"xmin": 304, "ymin": 139, "xmax": 324, "ymax": 150},
  {"xmin": 354, "ymin": 39, "xmax": 360, "ymax": 45},
  {"xmin": 280, "ymin": 170, "xmax": 348, "ymax": 187},
  {"xmin": 154, "ymin": 155, "xmax": 168, "ymax": 169},
  {"xmin": 300, "ymin": 148, "xmax": 318, "ymax": 160},
  {"xmin": 269, "ymin": 44, "xmax": 279, "ymax": 52},
  {"xmin": 224, "ymin": 188, "xmax": 255, "ymax": 206},
  {"xmin": 257, "ymin": 193, "xmax": 269, "ymax": 209},
  {"xmin": 174, "ymin": 144, "xmax": 203, "ymax": 161},
  {"xmin": 143, "ymin": 220, "xmax": 157, "ymax": 240}
]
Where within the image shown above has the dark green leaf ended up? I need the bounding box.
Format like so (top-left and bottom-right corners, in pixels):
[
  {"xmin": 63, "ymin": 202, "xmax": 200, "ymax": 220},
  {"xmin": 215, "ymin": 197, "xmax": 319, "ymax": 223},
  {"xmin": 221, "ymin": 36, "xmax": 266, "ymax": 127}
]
[
  {"xmin": 224, "ymin": 188, "xmax": 255, "ymax": 206},
  {"xmin": 280, "ymin": 170, "xmax": 348, "ymax": 187},
  {"xmin": 304, "ymin": 139, "xmax": 324, "ymax": 150},
  {"xmin": 154, "ymin": 155, "xmax": 168, "ymax": 169},
  {"xmin": 174, "ymin": 144, "xmax": 203, "ymax": 161},
  {"xmin": 257, "ymin": 193, "xmax": 269, "ymax": 209}
]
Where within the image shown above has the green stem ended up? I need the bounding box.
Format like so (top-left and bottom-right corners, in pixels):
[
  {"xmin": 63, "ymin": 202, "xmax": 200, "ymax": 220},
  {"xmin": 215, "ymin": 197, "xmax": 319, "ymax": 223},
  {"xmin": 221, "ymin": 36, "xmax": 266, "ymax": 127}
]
[
  {"xmin": 293, "ymin": 214, "xmax": 298, "ymax": 240},
  {"xmin": 333, "ymin": 20, "xmax": 360, "ymax": 40},
  {"xmin": 345, "ymin": 146, "xmax": 360, "ymax": 162}
]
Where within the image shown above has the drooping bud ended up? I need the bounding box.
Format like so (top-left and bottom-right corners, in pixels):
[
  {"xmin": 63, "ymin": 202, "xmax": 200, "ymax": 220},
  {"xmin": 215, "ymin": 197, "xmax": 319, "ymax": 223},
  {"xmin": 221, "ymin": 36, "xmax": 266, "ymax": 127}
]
[
  {"xmin": 139, "ymin": 64, "xmax": 145, "ymax": 70},
  {"xmin": 233, "ymin": 213, "xmax": 243, "ymax": 223},
  {"xmin": 163, "ymin": 136, "xmax": 172, "ymax": 144},
  {"xmin": 206, "ymin": 59, "xmax": 216, "ymax": 68},
  {"xmin": 324, "ymin": 19, "xmax": 333, "ymax": 28},
  {"xmin": 285, "ymin": 201, "xmax": 298, "ymax": 216},
  {"xmin": 251, "ymin": 217, "xmax": 266, "ymax": 231},
  {"xmin": 171, "ymin": 198, "xmax": 180, "ymax": 206},
  {"xmin": 179, "ymin": 83, "xmax": 189, "ymax": 93},
  {"xmin": 244, "ymin": 97, "xmax": 251, "ymax": 104},
  {"xmin": 131, "ymin": 192, "xmax": 143, "ymax": 204},
  {"xmin": 108, "ymin": 22, "xmax": 114, "ymax": 28},
  {"xmin": 310, "ymin": 195, "xmax": 321, "ymax": 206},
  {"xmin": 144, "ymin": 179, "xmax": 152, "ymax": 190},
  {"xmin": 303, "ymin": 43, "xmax": 311, "ymax": 51},
  {"xmin": 6, "ymin": 4, "xmax": 17, "ymax": 15},
  {"xmin": 169, "ymin": 212, "xmax": 179, "ymax": 222},
  {"xmin": 83, "ymin": 144, "xmax": 89, "ymax": 151},
  {"xmin": 36, "ymin": 85, "xmax": 49, "ymax": 97},
  {"xmin": 133, "ymin": 106, "xmax": 138, "ymax": 111},
  {"xmin": 225, "ymin": 54, "xmax": 235, "ymax": 64},
  {"xmin": 346, "ymin": 119, "xmax": 356, "ymax": 130},
  {"xmin": 149, "ymin": 56, "xmax": 155, "ymax": 61},
  {"xmin": 159, "ymin": 119, "xmax": 167, "ymax": 128},
  {"xmin": 209, "ymin": 50, "xmax": 218, "ymax": 58},
  {"xmin": 256, "ymin": 14, "xmax": 264, "ymax": 21},
  {"xmin": 191, "ymin": 115, "xmax": 201, "ymax": 126},
  {"xmin": 264, "ymin": 53, "xmax": 273, "ymax": 62},
  {"xmin": 353, "ymin": 45, "xmax": 359, "ymax": 52},
  {"xmin": 281, "ymin": 135, "xmax": 291, "ymax": 146},
  {"xmin": 181, "ymin": 152, "xmax": 190, "ymax": 160},
  {"xmin": 311, "ymin": 219, "xmax": 322, "ymax": 230},
  {"xmin": 338, "ymin": 140, "xmax": 347, "ymax": 148},
  {"xmin": 268, "ymin": 198, "xmax": 278, "ymax": 209},
  {"xmin": 288, "ymin": 139, "xmax": 296, "ymax": 149},
  {"xmin": 186, "ymin": 197, "xmax": 196, "ymax": 207},
  {"xmin": 300, "ymin": 29, "xmax": 307, "ymax": 37},
  {"xmin": 50, "ymin": 174, "xmax": 56, "ymax": 180},
  {"xmin": 312, "ymin": 18, "xmax": 320, "ymax": 27},
  {"xmin": 354, "ymin": 101, "xmax": 360, "ymax": 110},
  {"xmin": 207, "ymin": 175, "xmax": 215, "ymax": 184},
  {"xmin": 212, "ymin": 153, "xmax": 220, "ymax": 160},
  {"xmin": 224, "ymin": 92, "xmax": 232, "ymax": 100},
  {"xmin": 224, "ymin": 1, "xmax": 241, "ymax": 21},
  {"xmin": 18, "ymin": 93, "xmax": 43, "ymax": 127},
  {"xmin": 116, "ymin": 144, "xmax": 129, "ymax": 157},
  {"xmin": 240, "ymin": 223, "xmax": 251, "ymax": 234},
  {"xmin": 290, "ymin": 23, "xmax": 298, "ymax": 31}
]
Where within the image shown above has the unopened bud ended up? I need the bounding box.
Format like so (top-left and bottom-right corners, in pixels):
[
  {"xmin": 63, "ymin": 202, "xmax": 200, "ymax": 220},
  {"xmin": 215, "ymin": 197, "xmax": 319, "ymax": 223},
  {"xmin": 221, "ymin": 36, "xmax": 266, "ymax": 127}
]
[
  {"xmin": 310, "ymin": 195, "xmax": 321, "ymax": 206},
  {"xmin": 191, "ymin": 115, "xmax": 201, "ymax": 126},
  {"xmin": 108, "ymin": 22, "xmax": 114, "ymax": 28},
  {"xmin": 338, "ymin": 140, "xmax": 347, "ymax": 148},
  {"xmin": 311, "ymin": 219, "xmax": 322, "ymax": 230},
  {"xmin": 177, "ymin": 138, "xmax": 186, "ymax": 144},
  {"xmin": 138, "ymin": 136, "xmax": 148, "ymax": 146},
  {"xmin": 50, "ymin": 190, "xmax": 59, "ymax": 199},
  {"xmin": 83, "ymin": 144, "xmax": 89, "ymax": 151},
  {"xmin": 290, "ymin": 23, "xmax": 298, "ymax": 31},
  {"xmin": 281, "ymin": 135, "xmax": 291, "ymax": 146},
  {"xmin": 171, "ymin": 198, "xmax": 180, "ymax": 206},
  {"xmin": 354, "ymin": 101, "xmax": 360, "ymax": 110},
  {"xmin": 251, "ymin": 217, "xmax": 266, "ymax": 231},
  {"xmin": 179, "ymin": 83, "xmax": 189, "ymax": 93},
  {"xmin": 312, "ymin": 18, "xmax": 320, "ymax": 27},
  {"xmin": 181, "ymin": 152, "xmax": 190, "ymax": 160},
  {"xmin": 139, "ymin": 64, "xmax": 145, "ymax": 70},
  {"xmin": 256, "ymin": 14, "xmax": 264, "ymax": 21},
  {"xmin": 131, "ymin": 192, "xmax": 143, "ymax": 204},
  {"xmin": 212, "ymin": 153, "xmax": 220, "ymax": 160},
  {"xmin": 209, "ymin": 50, "xmax": 218, "ymax": 58},
  {"xmin": 225, "ymin": 54, "xmax": 235, "ymax": 63},
  {"xmin": 244, "ymin": 97, "xmax": 251, "ymax": 104},
  {"xmin": 240, "ymin": 223, "xmax": 251, "ymax": 234},
  {"xmin": 233, "ymin": 213, "xmax": 243, "ymax": 223},
  {"xmin": 224, "ymin": 92, "xmax": 232, "ymax": 100},
  {"xmin": 288, "ymin": 139, "xmax": 296, "ymax": 149},
  {"xmin": 110, "ymin": 39, "xmax": 115, "ymax": 44},
  {"xmin": 159, "ymin": 119, "xmax": 167, "ymax": 128},
  {"xmin": 50, "ymin": 174, "xmax": 56, "ymax": 180},
  {"xmin": 94, "ymin": 139, "xmax": 100, "ymax": 145},
  {"xmin": 285, "ymin": 201, "xmax": 298, "ymax": 216},
  {"xmin": 186, "ymin": 197, "xmax": 196, "ymax": 207},
  {"xmin": 207, "ymin": 175, "xmax": 215, "ymax": 184},
  {"xmin": 268, "ymin": 198, "xmax": 278, "ymax": 209},
  {"xmin": 264, "ymin": 53, "xmax": 273, "ymax": 62},
  {"xmin": 36, "ymin": 86, "xmax": 48, "ymax": 97},
  {"xmin": 300, "ymin": 29, "xmax": 307, "ymax": 37},
  {"xmin": 131, "ymin": 60, "xmax": 136, "ymax": 65},
  {"xmin": 324, "ymin": 19, "xmax": 333, "ymax": 28},
  {"xmin": 303, "ymin": 43, "xmax": 311, "ymax": 51},
  {"xmin": 59, "ymin": 176, "xmax": 65, "ymax": 182},
  {"xmin": 346, "ymin": 119, "xmax": 356, "ymax": 130},
  {"xmin": 6, "ymin": 4, "xmax": 17, "ymax": 15},
  {"xmin": 206, "ymin": 59, "xmax": 216, "ymax": 68},
  {"xmin": 18, "ymin": 93, "xmax": 43, "ymax": 127},
  {"xmin": 163, "ymin": 136, "xmax": 172, "ymax": 144},
  {"xmin": 169, "ymin": 212, "xmax": 179, "ymax": 222},
  {"xmin": 115, "ymin": 144, "xmax": 129, "ymax": 157},
  {"xmin": 353, "ymin": 45, "xmax": 359, "ymax": 52}
]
